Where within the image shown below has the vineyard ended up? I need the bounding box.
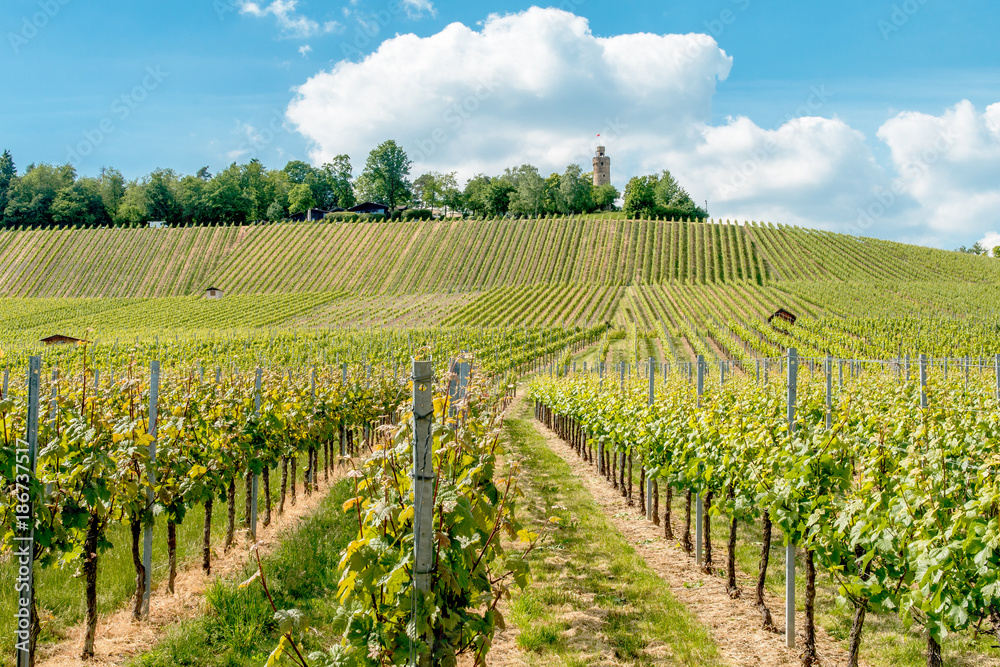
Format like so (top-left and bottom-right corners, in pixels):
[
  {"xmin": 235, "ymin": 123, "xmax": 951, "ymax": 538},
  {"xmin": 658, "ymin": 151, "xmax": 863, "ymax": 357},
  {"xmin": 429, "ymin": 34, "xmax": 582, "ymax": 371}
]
[
  {"xmin": 530, "ymin": 352, "xmax": 1000, "ymax": 667},
  {"xmin": 1, "ymin": 217, "xmax": 1000, "ymax": 667}
]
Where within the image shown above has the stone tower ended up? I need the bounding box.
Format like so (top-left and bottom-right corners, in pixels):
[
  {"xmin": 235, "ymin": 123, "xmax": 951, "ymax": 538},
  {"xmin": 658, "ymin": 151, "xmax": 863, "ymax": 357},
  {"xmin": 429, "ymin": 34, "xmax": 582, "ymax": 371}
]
[{"xmin": 592, "ymin": 145, "xmax": 611, "ymax": 187}]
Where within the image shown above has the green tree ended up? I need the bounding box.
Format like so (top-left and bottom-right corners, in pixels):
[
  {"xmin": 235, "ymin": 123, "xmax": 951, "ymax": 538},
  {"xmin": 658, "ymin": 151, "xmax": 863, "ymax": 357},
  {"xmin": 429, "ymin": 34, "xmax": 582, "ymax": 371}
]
[
  {"xmin": 357, "ymin": 140, "xmax": 412, "ymax": 209},
  {"xmin": 542, "ymin": 172, "xmax": 562, "ymax": 214},
  {"xmin": 97, "ymin": 167, "xmax": 126, "ymax": 220},
  {"xmin": 462, "ymin": 174, "xmax": 492, "ymax": 216},
  {"xmin": 50, "ymin": 178, "xmax": 111, "ymax": 227},
  {"xmin": 146, "ymin": 169, "xmax": 181, "ymax": 224},
  {"xmin": 413, "ymin": 171, "xmax": 458, "ymax": 211},
  {"xmin": 3, "ymin": 162, "xmax": 76, "ymax": 227},
  {"xmin": 507, "ymin": 164, "xmax": 545, "ymax": 216},
  {"xmin": 319, "ymin": 155, "xmax": 355, "ymax": 209},
  {"xmin": 413, "ymin": 172, "xmax": 437, "ymax": 209},
  {"xmin": 623, "ymin": 170, "xmax": 706, "ymax": 220},
  {"xmin": 288, "ymin": 183, "xmax": 316, "ymax": 215},
  {"xmin": 559, "ymin": 164, "xmax": 595, "ymax": 214},
  {"xmin": 176, "ymin": 175, "xmax": 210, "ymax": 225},
  {"xmin": 239, "ymin": 159, "xmax": 272, "ymax": 222},
  {"xmin": 0, "ymin": 149, "xmax": 15, "ymax": 215},
  {"xmin": 282, "ymin": 160, "xmax": 314, "ymax": 185},
  {"xmin": 622, "ymin": 174, "xmax": 659, "ymax": 219},
  {"xmin": 115, "ymin": 180, "xmax": 147, "ymax": 226},
  {"xmin": 266, "ymin": 201, "xmax": 286, "ymax": 221},
  {"xmin": 486, "ymin": 179, "xmax": 516, "ymax": 216},
  {"xmin": 994, "ymin": 245, "xmax": 1000, "ymax": 258},
  {"xmin": 593, "ymin": 182, "xmax": 620, "ymax": 211},
  {"xmin": 201, "ymin": 164, "xmax": 250, "ymax": 226}
]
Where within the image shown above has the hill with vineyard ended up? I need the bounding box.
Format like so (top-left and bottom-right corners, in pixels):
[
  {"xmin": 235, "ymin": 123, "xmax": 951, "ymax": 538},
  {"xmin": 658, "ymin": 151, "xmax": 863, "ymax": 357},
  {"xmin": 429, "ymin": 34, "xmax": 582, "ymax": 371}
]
[{"xmin": 0, "ymin": 218, "xmax": 997, "ymax": 358}]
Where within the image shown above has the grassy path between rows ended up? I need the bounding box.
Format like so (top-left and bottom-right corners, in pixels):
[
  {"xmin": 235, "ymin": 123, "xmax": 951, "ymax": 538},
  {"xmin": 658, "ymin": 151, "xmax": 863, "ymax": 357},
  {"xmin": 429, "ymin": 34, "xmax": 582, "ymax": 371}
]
[
  {"xmin": 132, "ymin": 478, "xmax": 356, "ymax": 667},
  {"xmin": 497, "ymin": 398, "xmax": 723, "ymax": 666},
  {"xmin": 127, "ymin": 393, "xmax": 726, "ymax": 667}
]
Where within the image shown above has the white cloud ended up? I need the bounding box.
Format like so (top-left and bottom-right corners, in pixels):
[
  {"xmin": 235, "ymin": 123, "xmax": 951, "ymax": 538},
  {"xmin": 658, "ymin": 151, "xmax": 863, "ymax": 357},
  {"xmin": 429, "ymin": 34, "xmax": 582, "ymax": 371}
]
[
  {"xmin": 286, "ymin": 7, "xmax": 1000, "ymax": 246},
  {"xmin": 876, "ymin": 100, "xmax": 1000, "ymax": 245},
  {"xmin": 669, "ymin": 116, "xmax": 886, "ymax": 231},
  {"xmin": 239, "ymin": 0, "xmax": 340, "ymax": 38},
  {"xmin": 400, "ymin": 0, "xmax": 437, "ymax": 19},
  {"xmin": 298, "ymin": 44, "xmax": 312, "ymax": 57},
  {"xmin": 289, "ymin": 8, "xmax": 732, "ymax": 175}
]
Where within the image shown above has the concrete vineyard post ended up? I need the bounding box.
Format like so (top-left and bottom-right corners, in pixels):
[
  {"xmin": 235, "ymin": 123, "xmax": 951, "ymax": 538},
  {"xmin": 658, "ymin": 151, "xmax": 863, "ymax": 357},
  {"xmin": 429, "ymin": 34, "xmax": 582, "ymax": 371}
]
[
  {"xmin": 646, "ymin": 357, "xmax": 654, "ymax": 520},
  {"xmin": 695, "ymin": 355, "xmax": 704, "ymax": 567},
  {"xmin": 786, "ymin": 348, "xmax": 797, "ymax": 649},
  {"xmin": 251, "ymin": 367, "xmax": 262, "ymax": 541},
  {"xmin": 411, "ymin": 360, "xmax": 435, "ymax": 667},
  {"xmin": 15, "ymin": 357, "xmax": 41, "ymax": 667},
  {"xmin": 906, "ymin": 354, "xmax": 911, "ymax": 383},
  {"xmin": 920, "ymin": 354, "xmax": 928, "ymax": 409},
  {"xmin": 995, "ymin": 354, "xmax": 1000, "ymax": 401},
  {"xmin": 825, "ymin": 355, "xmax": 832, "ymax": 429},
  {"xmin": 142, "ymin": 361, "xmax": 160, "ymax": 620}
]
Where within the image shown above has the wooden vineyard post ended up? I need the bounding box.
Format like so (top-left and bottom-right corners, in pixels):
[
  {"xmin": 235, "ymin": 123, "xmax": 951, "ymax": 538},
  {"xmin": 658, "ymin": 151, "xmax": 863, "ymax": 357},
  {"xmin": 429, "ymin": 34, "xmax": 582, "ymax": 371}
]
[
  {"xmin": 695, "ymin": 355, "xmax": 704, "ymax": 567},
  {"xmin": 411, "ymin": 360, "xmax": 435, "ymax": 667},
  {"xmin": 142, "ymin": 361, "xmax": 160, "ymax": 620},
  {"xmin": 786, "ymin": 348, "xmax": 797, "ymax": 649},
  {"xmin": 646, "ymin": 357, "xmax": 654, "ymax": 521},
  {"xmin": 251, "ymin": 368, "xmax": 262, "ymax": 541},
  {"xmin": 15, "ymin": 357, "xmax": 41, "ymax": 667}
]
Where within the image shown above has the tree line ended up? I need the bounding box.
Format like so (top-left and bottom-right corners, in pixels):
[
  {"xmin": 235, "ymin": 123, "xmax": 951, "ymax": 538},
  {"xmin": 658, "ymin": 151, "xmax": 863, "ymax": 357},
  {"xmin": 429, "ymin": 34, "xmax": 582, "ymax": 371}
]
[{"xmin": 0, "ymin": 139, "xmax": 712, "ymax": 228}]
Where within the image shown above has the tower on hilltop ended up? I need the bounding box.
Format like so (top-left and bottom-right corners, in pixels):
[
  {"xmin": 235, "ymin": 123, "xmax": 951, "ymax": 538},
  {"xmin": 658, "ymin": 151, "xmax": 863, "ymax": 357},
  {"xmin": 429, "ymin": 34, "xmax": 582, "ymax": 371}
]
[{"xmin": 593, "ymin": 144, "xmax": 610, "ymax": 187}]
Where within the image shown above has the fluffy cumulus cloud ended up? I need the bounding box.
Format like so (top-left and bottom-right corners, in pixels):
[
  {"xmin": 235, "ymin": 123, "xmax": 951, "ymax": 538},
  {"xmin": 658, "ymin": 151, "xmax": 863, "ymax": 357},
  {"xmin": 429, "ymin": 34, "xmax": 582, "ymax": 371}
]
[
  {"xmin": 286, "ymin": 7, "xmax": 999, "ymax": 245},
  {"xmin": 668, "ymin": 116, "xmax": 886, "ymax": 231},
  {"xmin": 876, "ymin": 101, "xmax": 1000, "ymax": 245},
  {"xmin": 289, "ymin": 9, "xmax": 733, "ymax": 181},
  {"xmin": 239, "ymin": 0, "xmax": 341, "ymax": 38}
]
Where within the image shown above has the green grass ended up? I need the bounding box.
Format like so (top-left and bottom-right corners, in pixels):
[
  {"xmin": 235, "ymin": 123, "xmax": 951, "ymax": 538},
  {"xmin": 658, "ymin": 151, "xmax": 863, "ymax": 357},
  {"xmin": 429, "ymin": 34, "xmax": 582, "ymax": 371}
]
[
  {"xmin": 503, "ymin": 400, "xmax": 723, "ymax": 666},
  {"xmin": 0, "ymin": 463, "xmax": 323, "ymax": 666},
  {"xmin": 130, "ymin": 476, "xmax": 356, "ymax": 667}
]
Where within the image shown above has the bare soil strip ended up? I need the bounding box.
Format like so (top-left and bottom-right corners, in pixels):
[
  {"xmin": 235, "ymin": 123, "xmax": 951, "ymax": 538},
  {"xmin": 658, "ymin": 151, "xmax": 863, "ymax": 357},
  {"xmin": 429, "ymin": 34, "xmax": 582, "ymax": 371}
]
[{"xmin": 36, "ymin": 466, "xmax": 348, "ymax": 667}]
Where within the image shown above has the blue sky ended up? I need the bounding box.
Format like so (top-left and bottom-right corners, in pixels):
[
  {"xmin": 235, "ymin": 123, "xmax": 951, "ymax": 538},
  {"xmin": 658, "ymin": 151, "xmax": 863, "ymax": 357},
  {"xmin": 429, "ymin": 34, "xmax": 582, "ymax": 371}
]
[{"xmin": 2, "ymin": 0, "xmax": 999, "ymax": 247}]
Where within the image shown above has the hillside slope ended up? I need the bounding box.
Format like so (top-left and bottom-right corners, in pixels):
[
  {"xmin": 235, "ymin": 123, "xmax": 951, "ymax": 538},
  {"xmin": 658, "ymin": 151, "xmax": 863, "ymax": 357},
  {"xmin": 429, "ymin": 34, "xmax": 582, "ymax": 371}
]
[{"xmin": 0, "ymin": 219, "xmax": 995, "ymax": 298}]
